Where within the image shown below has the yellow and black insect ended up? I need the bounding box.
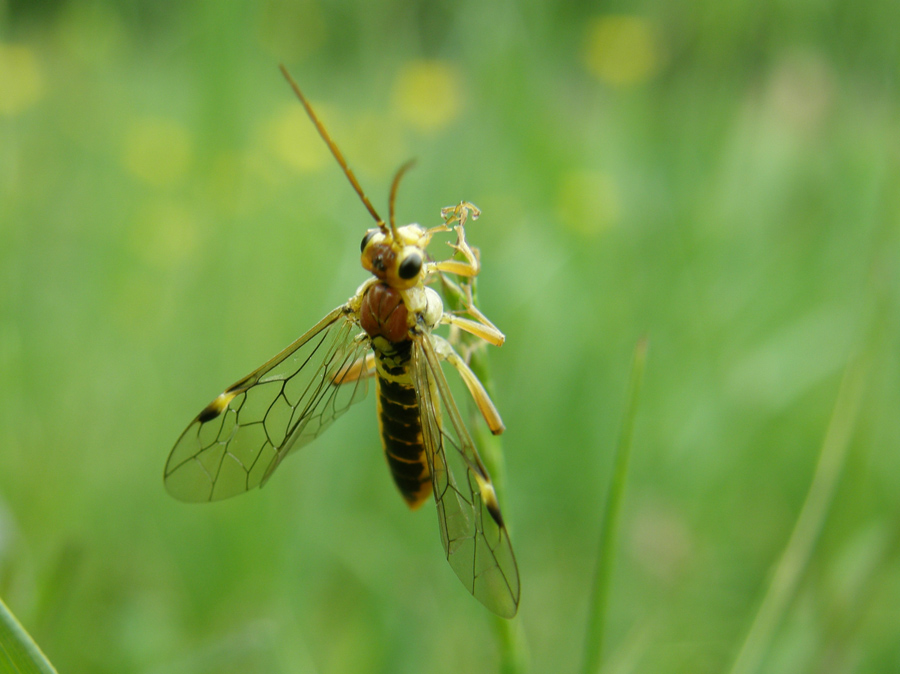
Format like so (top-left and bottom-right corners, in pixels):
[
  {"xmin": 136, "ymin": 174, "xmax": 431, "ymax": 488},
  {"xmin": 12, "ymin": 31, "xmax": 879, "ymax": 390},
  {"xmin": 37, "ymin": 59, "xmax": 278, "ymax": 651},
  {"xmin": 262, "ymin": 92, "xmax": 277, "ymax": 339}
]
[{"xmin": 164, "ymin": 66, "xmax": 519, "ymax": 618}]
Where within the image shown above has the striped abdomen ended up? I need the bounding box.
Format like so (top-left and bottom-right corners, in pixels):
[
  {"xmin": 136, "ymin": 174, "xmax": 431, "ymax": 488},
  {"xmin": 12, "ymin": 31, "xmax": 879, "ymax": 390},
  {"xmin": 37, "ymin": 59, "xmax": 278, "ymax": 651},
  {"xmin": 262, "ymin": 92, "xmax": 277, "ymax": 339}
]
[
  {"xmin": 375, "ymin": 344, "xmax": 431, "ymax": 508},
  {"xmin": 359, "ymin": 281, "xmax": 431, "ymax": 507}
]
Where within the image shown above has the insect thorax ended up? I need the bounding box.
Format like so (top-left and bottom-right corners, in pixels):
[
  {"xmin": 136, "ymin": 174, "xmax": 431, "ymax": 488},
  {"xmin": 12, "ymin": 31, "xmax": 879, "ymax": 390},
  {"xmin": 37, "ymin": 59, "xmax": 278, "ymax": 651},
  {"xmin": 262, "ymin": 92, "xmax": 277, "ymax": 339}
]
[
  {"xmin": 359, "ymin": 282, "xmax": 443, "ymax": 348},
  {"xmin": 360, "ymin": 283, "xmax": 408, "ymax": 344}
]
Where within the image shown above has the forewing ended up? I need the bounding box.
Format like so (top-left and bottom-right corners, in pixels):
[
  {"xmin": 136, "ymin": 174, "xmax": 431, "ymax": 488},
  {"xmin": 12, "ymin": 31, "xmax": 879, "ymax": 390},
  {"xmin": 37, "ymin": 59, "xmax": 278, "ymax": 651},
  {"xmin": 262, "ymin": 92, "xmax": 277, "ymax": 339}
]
[
  {"xmin": 165, "ymin": 305, "xmax": 370, "ymax": 502},
  {"xmin": 411, "ymin": 332, "xmax": 520, "ymax": 618}
]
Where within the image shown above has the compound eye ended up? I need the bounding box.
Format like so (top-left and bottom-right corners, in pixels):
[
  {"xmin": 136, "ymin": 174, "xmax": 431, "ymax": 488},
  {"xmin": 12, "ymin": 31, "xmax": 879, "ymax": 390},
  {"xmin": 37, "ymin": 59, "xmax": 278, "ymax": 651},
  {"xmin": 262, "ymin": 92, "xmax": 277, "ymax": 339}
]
[
  {"xmin": 398, "ymin": 251, "xmax": 422, "ymax": 280},
  {"xmin": 360, "ymin": 229, "xmax": 378, "ymax": 253}
]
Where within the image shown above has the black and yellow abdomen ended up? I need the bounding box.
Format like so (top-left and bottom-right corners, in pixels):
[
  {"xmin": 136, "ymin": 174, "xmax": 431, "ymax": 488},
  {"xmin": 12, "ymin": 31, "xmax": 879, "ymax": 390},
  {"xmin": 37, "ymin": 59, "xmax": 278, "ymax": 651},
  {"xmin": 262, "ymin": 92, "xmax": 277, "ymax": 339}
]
[
  {"xmin": 359, "ymin": 281, "xmax": 432, "ymax": 508},
  {"xmin": 375, "ymin": 343, "xmax": 432, "ymax": 508}
]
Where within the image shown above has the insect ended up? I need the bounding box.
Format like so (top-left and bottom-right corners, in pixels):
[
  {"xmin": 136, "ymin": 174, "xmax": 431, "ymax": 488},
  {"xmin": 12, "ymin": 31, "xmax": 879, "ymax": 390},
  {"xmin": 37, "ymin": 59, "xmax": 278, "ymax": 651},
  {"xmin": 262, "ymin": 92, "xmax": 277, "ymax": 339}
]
[{"xmin": 164, "ymin": 65, "xmax": 519, "ymax": 618}]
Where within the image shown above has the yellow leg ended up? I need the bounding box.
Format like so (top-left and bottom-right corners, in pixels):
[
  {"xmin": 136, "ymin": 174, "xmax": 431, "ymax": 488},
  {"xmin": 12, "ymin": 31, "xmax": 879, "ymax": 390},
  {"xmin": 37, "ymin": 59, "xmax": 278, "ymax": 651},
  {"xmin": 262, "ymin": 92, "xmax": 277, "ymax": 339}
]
[
  {"xmin": 439, "ymin": 277, "xmax": 505, "ymax": 346},
  {"xmin": 429, "ymin": 224, "xmax": 481, "ymax": 278},
  {"xmin": 442, "ymin": 313, "xmax": 505, "ymax": 347},
  {"xmin": 431, "ymin": 334, "xmax": 505, "ymax": 435},
  {"xmin": 440, "ymin": 201, "xmax": 481, "ymax": 228},
  {"xmin": 332, "ymin": 352, "xmax": 376, "ymax": 384},
  {"xmin": 423, "ymin": 202, "xmax": 484, "ymax": 278}
]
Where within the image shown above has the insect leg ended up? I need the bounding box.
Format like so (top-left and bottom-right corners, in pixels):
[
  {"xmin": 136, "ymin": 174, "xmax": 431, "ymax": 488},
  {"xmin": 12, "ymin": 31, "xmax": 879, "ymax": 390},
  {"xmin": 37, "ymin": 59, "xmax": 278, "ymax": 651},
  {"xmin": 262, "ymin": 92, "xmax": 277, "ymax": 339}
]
[
  {"xmin": 442, "ymin": 313, "xmax": 505, "ymax": 347},
  {"xmin": 429, "ymin": 224, "xmax": 481, "ymax": 278},
  {"xmin": 430, "ymin": 334, "xmax": 504, "ymax": 435},
  {"xmin": 332, "ymin": 351, "xmax": 376, "ymax": 384},
  {"xmin": 440, "ymin": 201, "xmax": 481, "ymax": 227},
  {"xmin": 439, "ymin": 278, "xmax": 505, "ymax": 347}
]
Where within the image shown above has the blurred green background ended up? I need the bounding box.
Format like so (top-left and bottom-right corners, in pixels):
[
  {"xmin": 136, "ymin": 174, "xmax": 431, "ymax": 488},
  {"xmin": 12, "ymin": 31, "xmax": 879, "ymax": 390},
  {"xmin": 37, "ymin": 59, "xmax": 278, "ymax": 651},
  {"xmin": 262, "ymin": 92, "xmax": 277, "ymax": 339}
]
[{"xmin": 1, "ymin": 0, "xmax": 899, "ymax": 672}]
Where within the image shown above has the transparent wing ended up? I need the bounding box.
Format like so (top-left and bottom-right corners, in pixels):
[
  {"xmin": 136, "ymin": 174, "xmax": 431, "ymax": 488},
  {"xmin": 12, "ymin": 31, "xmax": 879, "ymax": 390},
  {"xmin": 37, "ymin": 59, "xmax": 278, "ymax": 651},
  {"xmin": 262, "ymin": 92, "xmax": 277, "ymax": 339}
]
[
  {"xmin": 411, "ymin": 332, "xmax": 520, "ymax": 618},
  {"xmin": 165, "ymin": 305, "xmax": 370, "ymax": 502}
]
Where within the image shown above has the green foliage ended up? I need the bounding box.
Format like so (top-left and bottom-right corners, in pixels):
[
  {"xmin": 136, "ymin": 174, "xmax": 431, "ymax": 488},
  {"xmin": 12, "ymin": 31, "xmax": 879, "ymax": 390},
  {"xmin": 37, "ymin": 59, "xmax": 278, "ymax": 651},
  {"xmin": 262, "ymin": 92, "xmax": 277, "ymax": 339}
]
[
  {"xmin": 1, "ymin": 1, "xmax": 899, "ymax": 672},
  {"xmin": 582, "ymin": 338, "xmax": 647, "ymax": 674},
  {"xmin": 0, "ymin": 597, "xmax": 58, "ymax": 674}
]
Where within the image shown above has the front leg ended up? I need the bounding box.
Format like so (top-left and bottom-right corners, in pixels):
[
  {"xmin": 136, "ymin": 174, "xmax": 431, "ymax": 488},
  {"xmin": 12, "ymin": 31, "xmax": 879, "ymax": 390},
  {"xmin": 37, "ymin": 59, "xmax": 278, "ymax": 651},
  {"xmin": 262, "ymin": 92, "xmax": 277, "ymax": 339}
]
[
  {"xmin": 440, "ymin": 275, "xmax": 505, "ymax": 347},
  {"xmin": 441, "ymin": 201, "xmax": 481, "ymax": 228},
  {"xmin": 426, "ymin": 202, "xmax": 483, "ymax": 278}
]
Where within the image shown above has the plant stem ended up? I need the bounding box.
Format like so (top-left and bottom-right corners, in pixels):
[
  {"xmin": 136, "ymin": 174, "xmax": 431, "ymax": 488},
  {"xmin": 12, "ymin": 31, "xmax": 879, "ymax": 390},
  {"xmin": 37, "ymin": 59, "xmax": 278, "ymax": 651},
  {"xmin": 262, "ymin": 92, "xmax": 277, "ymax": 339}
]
[
  {"xmin": 727, "ymin": 360, "xmax": 865, "ymax": 674},
  {"xmin": 581, "ymin": 337, "xmax": 648, "ymax": 674}
]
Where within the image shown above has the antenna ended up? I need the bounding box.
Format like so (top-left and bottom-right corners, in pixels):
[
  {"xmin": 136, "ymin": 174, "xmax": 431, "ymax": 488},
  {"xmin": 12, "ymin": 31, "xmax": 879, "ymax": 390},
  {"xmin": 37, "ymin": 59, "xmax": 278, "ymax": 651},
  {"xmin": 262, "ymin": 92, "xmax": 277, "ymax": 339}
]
[
  {"xmin": 279, "ymin": 64, "xmax": 385, "ymax": 230},
  {"xmin": 388, "ymin": 159, "xmax": 416, "ymax": 239}
]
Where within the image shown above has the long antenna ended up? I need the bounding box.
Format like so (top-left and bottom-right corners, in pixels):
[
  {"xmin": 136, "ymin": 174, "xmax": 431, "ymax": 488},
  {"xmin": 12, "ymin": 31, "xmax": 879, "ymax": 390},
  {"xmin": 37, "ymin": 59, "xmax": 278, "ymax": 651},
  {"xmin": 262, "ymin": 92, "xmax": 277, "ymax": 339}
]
[
  {"xmin": 279, "ymin": 64, "xmax": 385, "ymax": 229},
  {"xmin": 388, "ymin": 159, "xmax": 416, "ymax": 239}
]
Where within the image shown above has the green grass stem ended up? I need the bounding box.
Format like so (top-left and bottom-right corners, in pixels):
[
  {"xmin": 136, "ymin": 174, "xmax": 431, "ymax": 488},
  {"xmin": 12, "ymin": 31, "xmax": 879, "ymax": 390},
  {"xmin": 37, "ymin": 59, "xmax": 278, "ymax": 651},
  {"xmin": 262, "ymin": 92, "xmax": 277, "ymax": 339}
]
[
  {"xmin": 442, "ymin": 261, "xmax": 528, "ymax": 671},
  {"xmin": 727, "ymin": 360, "xmax": 866, "ymax": 674},
  {"xmin": 0, "ymin": 596, "xmax": 58, "ymax": 674},
  {"xmin": 581, "ymin": 337, "xmax": 649, "ymax": 674}
]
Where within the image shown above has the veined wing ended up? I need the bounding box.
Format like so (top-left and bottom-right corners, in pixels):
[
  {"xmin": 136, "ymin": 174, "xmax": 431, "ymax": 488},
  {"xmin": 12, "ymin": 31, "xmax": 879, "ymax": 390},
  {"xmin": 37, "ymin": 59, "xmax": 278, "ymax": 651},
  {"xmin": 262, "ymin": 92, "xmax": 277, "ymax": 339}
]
[
  {"xmin": 411, "ymin": 331, "xmax": 520, "ymax": 618},
  {"xmin": 165, "ymin": 305, "xmax": 370, "ymax": 502}
]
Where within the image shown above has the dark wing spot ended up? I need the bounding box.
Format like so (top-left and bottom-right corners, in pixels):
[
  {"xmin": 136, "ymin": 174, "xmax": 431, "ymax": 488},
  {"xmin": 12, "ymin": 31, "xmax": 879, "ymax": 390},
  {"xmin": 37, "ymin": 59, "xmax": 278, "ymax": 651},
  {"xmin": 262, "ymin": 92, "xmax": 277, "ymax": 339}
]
[
  {"xmin": 197, "ymin": 399, "xmax": 224, "ymax": 423},
  {"xmin": 486, "ymin": 500, "xmax": 505, "ymax": 528}
]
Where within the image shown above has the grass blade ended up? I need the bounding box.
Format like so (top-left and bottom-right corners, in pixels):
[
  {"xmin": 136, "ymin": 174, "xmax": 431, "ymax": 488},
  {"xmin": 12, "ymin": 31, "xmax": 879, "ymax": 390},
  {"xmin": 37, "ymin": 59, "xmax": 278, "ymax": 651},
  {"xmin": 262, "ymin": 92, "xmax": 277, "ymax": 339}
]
[
  {"xmin": 727, "ymin": 359, "xmax": 865, "ymax": 674},
  {"xmin": 466, "ymin": 323, "xmax": 527, "ymax": 673},
  {"xmin": 442, "ymin": 267, "xmax": 528, "ymax": 671},
  {"xmin": 0, "ymin": 596, "xmax": 59, "ymax": 674},
  {"xmin": 581, "ymin": 337, "xmax": 649, "ymax": 674}
]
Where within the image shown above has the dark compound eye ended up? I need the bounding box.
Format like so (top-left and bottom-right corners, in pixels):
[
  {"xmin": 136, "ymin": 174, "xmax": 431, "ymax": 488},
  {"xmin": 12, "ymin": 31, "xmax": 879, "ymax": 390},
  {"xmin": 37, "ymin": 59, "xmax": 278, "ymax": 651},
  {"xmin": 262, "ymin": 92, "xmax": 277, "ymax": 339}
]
[
  {"xmin": 360, "ymin": 229, "xmax": 378, "ymax": 253},
  {"xmin": 398, "ymin": 251, "xmax": 422, "ymax": 280}
]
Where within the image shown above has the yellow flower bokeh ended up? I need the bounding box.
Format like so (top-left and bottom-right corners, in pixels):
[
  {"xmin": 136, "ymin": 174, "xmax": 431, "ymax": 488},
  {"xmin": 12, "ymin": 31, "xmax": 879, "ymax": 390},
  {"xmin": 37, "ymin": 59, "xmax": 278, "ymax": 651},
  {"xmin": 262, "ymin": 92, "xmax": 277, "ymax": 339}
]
[
  {"xmin": 556, "ymin": 170, "xmax": 621, "ymax": 236},
  {"xmin": 392, "ymin": 60, "xmax": 464, "ymax": 132},
  {"xmin": 584, "ymin": 16, "xmax": 659, "ymax": 86},
  {"xmin": 0, "ymin": 43, "xmax": 44, "ymax": 116},
  {"xmin": 122, "ymin": 117, "xmax": 193, "ymax": 187},
  {"xmin": 262, "ymin": 103, "xmax": 333, "ymax": 173}
]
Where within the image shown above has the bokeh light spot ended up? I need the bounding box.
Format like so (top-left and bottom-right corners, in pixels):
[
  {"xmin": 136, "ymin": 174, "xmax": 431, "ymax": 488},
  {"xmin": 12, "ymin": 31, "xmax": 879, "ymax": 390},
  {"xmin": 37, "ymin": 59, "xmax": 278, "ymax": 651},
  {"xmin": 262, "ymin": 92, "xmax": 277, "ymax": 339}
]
[
  {"xmin": 131, "ymin": 199, "xmax": 203, "ymax": 268},
  {"xmin": 262, "ymin": 103, "xmax": 333, "ymax": 173},
  {"xmin": 556, "ymin": 170, "xmax": 621, "ymax": 236},
  {"xmin": 767, "ymin": 51, "xmax": 835, "ymax": 137},
  {"xmin": 344, "ymin": 112, "xmax": 409, "ymax": 179},
  {"xmin": 584, "ymin": 16, "xmax": 659, "ymax": 86},
  {"xmin": 122, "ymin": 117, "xmax": 193, "ymax": 187},
  {"xmin": 0, "ymin": 44, "xmax": 44, "ymax": 116},
  {"xmin": 392, "ymin": 61, "xmax": 464, "ymax": 132}
]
